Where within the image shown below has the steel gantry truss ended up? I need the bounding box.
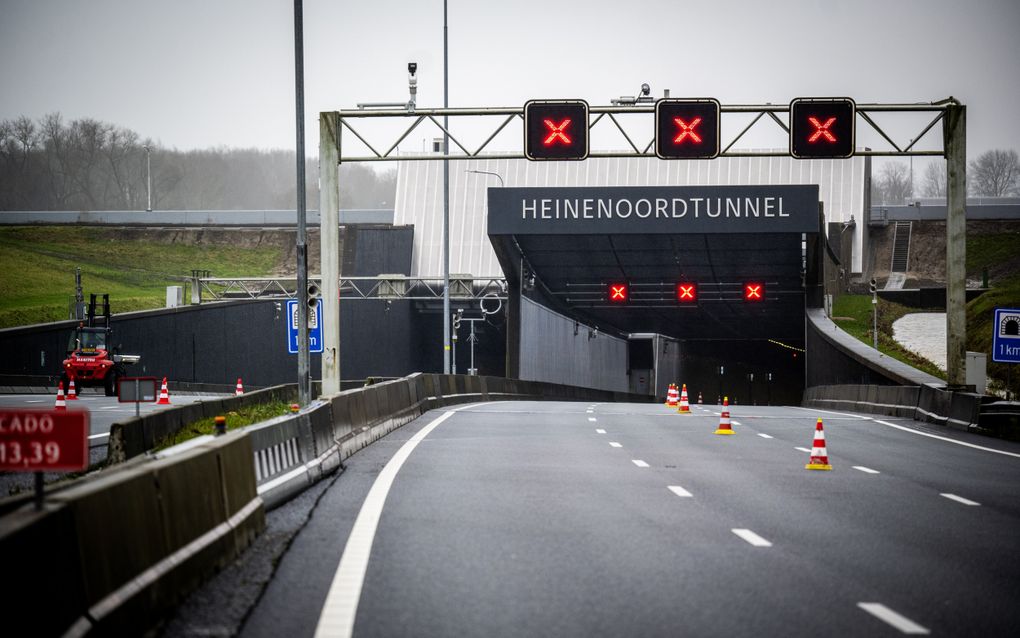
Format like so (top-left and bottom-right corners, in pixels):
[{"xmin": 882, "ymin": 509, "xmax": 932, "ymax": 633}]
[
  {"xmin": 194, "ymin": 276, "xmax": 508, "ymax": 302},
  {"xmin": 318, "ymin": 98, "xmax": 968, "ymax": 395}
]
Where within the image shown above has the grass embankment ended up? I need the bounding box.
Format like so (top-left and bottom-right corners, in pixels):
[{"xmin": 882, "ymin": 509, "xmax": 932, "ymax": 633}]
[
  {"xmin": 0, "ymin": 227, "xmax": 282, "ymax": 329},
  {"xmin": 153, "ymin": 401, "xmax": 293, "ymax": 451}
]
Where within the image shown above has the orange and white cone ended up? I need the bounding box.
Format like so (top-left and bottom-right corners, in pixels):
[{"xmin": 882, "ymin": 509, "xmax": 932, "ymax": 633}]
[
  {"xmin": 677, "ymin": 384, "xmax": 691, "ymax": 414},
  {"xmin": 66, "ymin": 378, "xmax": 79, "ymax": 400},
  {"xmin": 54, "ymin": 382, "xmax": 67, "ymax": 411},
  {"xmin": 714, "ymin": 397, "xmax": 734, "ymax": 434},
  {"xmin": 666, "ymin": 384, "xmax": 678, "ymax": 407},
  {"xmin": 697, "ymin": 392, "xmax": 703, "ymax": 405},
  {"xmin": 156, "ymin": 377, "xmax": 171, "ymax": 405},
  {"xmin": 235, "ymin": 378, "xmax": 244, "ymax": 396},
  {"xmin": 805, "ymin": 419, "xmax": 833, "ymax": 470}
]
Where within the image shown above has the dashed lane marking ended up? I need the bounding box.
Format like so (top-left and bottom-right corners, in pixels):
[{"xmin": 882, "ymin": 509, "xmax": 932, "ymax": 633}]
[
  {"xmin": 25, "ymin": 399, "xmax": 44, "ymax": 403},
  {"xmin": 667, "ymin": 485, "xmax": 693, "ymax": 498},
  {"xmin": 940, "ymin": 493, "xmax": 980, "ymax": 506},
  {"xmin": 632, "ymin": 459, "xmax": 650, "ymax": 468},
  {"xmin": 595, "ymin": 429, "xmax": 606, "ymax": 434},
  {"xmin": 795, "ymin": 447, "xmax": 812, "ymax": 453},
  {"xmin": 609, "ymin": 441, "xmax": 622, "ymax": 448},
  {"xmin": 853, "ymin": 466, "xmax": 881, "ymax": 474},
  {"xmin": 857, "ymin": 603, "xmax": 930, "ymax": 634},
  {"xmin": 731, "ymin": 420, "xmax": 742, "ymax": 426},
  {"xmin": 588, "ymin": 417, "xmax": 597, "ymax": 422},
  {"xmin": 757, "ymin": 433, "xmax": 773, "ymax": 439},
  {"xmin": 731, "ymin": 528, "xmax": 772, "ymax": 547}
]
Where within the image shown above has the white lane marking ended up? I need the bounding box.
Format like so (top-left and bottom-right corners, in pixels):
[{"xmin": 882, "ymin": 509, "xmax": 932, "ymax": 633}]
[
  {"xmin": 940, "ymin": 493, "xmax": 980, "ymax": 506},
  {"xmin": 795, "ymin": 447, "xmax": 812, "ymax": 453},
  {"xmin": 609, "ymin": 441, "xmax": 622, "ymax": 448},
  {"xmin": 853, "ymin": 466, "xmax": 881, "ymax": 474},
  {"xmin": 731, "ymin": 420, "xmax": 741, "ymax": 426},
  {"xmin": 632, "ymin": 459, "xmax": 650, "ymax": 468},
  {"xmin": 88, "ymin": 433, "xmax": 109, "ymax": 440},
  {"xmin": 794, "ymin": 406, "xmax": 1020, "ymax": 460},
  {"xmin": 588, "ymin": 417, "xmax": 597, "ymax": 422},
  {"xmin": 757, "ymin": 433, "xmax": 773, "ymax": 439},
  {"xmin": 99, "ymin": 406, "xmax": 120, "ymax": 410},
  {"xmin": 731, "ymin": 528, "xmax": 772, "ymax": 547},
  {"xmin": 857, "ymin": 603, "xmax": 930, "ymax": 634},
  {"xmin": 314, "ymin": 405, "xmax": 472, "ymax": 637},
  {"xmin": 667, "ymin": 485, "xmax": 692, "ymax": 498},
  {"xmin": 25, "ymin": 399, "xmax": 44, "ymax": 403},
  {"xmin": 595, "ymin": 428, "xmax": 606, "ymax": 434}
]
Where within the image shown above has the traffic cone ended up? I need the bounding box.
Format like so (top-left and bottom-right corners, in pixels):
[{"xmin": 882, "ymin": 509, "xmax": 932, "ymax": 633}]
[
  {"xmin": 677, "ymin": 384, "xmax": 691, "ymax": 414},
  {"xmin": 235, "ymin": 378, "xmax": 244, "ymax": 396},
  {"xmin": 66, "ymin": 378, "xmax": 79, "ymax": 400},
  {"xmin": 156, "ymin": 377, "xmax": 171, "ymax": 405},
  {"xmin": 805, "ymin": 419, "xmax": 833, "ymax": 470},
  {"xmin": 666, "ymin": 384, "xmax": 678, "ymax": 408},
  {"xmin": 697, "ymin": 392, "xmax": 703, "ymax": 405},
  {"xmin": 54, "ymin": 382, "xmax": 67, "ymax": 411},
  {"xmin": 714, "ymin": 397, "xmax": 734, "ymax": 434}
]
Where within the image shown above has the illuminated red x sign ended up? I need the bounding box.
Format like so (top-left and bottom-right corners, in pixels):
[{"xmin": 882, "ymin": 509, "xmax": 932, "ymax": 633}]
[
  {"xmin": 673, "ymin": 117, "xmax": 703, "ymax": 144},
  {"xmin": 677, "ymin": 283, "xmax": 697, "ymax": 302},
  {"xmin": 543, "ymin": 119, "xmax": 572, "ymax": 146},
  {"xmin": 744, "ymin": 282, "xmax": 764, "ymax": 301},
  {"xmin": 808, "ymin": 117, "xmax": 837, "ymax": 143},
  {"xmin": 608, "ymin": 283, "xmax": 629, "ymax": 303}
]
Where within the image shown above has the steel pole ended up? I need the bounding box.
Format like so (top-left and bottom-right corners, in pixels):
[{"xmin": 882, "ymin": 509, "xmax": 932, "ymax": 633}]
[
  {"xmin": 442, "ymin": 0, "xmax": 451, "ymax": 374},
  {"xmin": 294, "ymin": 0, "xmax": 310, "ymax": 404},
  {"xmin": 944, "ymin": 103, "xmax": 967, "ymax": 388},
  {"xmin": 145, "ymin": 146, "xmax": 152, "ymax": 212}
]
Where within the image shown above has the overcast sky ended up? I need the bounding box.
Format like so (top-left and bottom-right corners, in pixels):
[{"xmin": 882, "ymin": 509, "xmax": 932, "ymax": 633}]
[{"xmin": 2, "ymin": 0, "xmax": 1018, "ymax": 164}]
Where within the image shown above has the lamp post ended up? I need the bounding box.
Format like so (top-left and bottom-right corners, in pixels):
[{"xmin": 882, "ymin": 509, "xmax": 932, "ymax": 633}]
[
  {"xmin": 465, "ymin": 169, "xmax": 504, "ymax": 187},
  {"xmin": 143, "ymin": 145, "xmax": 152, "ymax": 212}
]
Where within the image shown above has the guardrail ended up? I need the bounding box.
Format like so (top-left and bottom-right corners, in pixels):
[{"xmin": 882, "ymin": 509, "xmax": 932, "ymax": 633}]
[
  {"xmin": 0, "ymin": 372, "xmax": 651, "ymax": 636},
  {"xmin": 802, "ymin": 383, "xmax": 987, "ymax": 431}
]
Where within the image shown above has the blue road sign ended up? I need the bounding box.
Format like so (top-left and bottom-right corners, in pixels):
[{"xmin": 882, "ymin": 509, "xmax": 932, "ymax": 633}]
[
  {"xmin": 992, "ymin": 307, "xmax": 1020, "ymax": 364},
  {"xmin": 287, "ymin": 299, "xmax": 324, "ymax": 354}
]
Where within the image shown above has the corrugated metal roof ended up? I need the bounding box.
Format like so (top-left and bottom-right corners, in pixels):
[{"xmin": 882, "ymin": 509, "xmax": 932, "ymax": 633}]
[{"xmin": 393, "ymin": 154, "xmax": 867, "ymax": 277}]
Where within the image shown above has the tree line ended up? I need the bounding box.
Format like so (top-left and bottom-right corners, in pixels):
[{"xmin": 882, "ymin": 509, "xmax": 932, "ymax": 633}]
[
  {"xmin": 872, "ymin": 149, "xmax": 1020, "ymax": 205},
  {"xmin": 0, "ymin": 113, "xmax": 395, "ymax": 211}
]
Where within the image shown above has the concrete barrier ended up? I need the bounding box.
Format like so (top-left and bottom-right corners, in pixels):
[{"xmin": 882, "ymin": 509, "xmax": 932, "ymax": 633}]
[{"xmin": 803, "ymin": 383, "xmax": 984, "ymax": 430}]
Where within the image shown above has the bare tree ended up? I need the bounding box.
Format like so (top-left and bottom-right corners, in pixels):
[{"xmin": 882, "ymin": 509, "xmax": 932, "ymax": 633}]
[
  {"xmin": 921, "ymin": 160, "xmax": 946, "ymax": 198},
  {"xmin": 871, "ymin": 161, "xmax": 912, "ymax": 204},
  {"xmin": 969, "ymin": 149, "xmax": 1019, "ymax": 196}
]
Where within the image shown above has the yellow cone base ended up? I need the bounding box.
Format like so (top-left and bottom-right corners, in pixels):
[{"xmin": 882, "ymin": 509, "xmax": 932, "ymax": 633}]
[
  {"xmin": 805, "ymin": 463, "xmax": 832, "ymax": 471},
  {"xmin": 714, "ymin": 428, "xmax": 734, "ymax": 435}
]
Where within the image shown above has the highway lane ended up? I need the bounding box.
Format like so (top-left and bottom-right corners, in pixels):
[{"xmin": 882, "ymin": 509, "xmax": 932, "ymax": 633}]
[{"xmin": 235, "ymin": 400, "xmax": 1020, "ymax": 637}]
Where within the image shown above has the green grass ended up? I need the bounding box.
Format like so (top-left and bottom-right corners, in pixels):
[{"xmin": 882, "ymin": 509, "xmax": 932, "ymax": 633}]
[
  {"xmin": 831, "ymin": 295, "xmax": 947, "ymax": 379},
  {"xmin": 0, "ymin": 227, "xmax": 282, "ymax": 328},
  {"xmin": 153, "ymin": 400, "xmax": 293, "ymax": 451},
  {"xmin": 967, "ymin": 230, "xmax": 1020, "ymax": 275}
]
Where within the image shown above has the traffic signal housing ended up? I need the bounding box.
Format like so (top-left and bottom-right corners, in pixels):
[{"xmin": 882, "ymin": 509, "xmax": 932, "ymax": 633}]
[
  {"xmin": 655, "ymin": 99, "xmax": 721, "ymax": 159},
  {"xmin": 789, "ymin": 97, "xmax": 856, "ymax": 159},
  {"xmin": 607, "ymin": 282, "xmax": 629, "ymax": 304},
  {"xmin": 524, "ymin": 99, "xmax": 590, "ymax": 161}
]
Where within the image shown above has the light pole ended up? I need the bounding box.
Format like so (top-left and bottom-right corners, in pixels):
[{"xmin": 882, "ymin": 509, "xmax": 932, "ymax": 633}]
[
  {"xmin": 465, "ymin": 169, "xmax": 504, "ymax": 187},
  {"xmin": 143, "ymin": 145, "xmax": 152, "ymax": 212}
]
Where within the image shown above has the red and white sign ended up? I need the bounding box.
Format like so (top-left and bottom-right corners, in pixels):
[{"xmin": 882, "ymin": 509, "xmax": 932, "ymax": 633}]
[{"xmin": 0, "ymin": 409, "xmax": 89, "ymax": 472}]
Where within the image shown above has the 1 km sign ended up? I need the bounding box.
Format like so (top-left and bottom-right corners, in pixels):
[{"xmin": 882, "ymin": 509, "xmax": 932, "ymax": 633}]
[{"xmin": 0, "ymin": 409, "xmax": 89, "ymax": 472}]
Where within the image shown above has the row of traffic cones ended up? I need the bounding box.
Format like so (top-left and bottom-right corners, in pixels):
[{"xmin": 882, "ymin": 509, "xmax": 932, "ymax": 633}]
[
  {"xmin": 53, "ymin": 376, "xmax": 246, "ymax": 409},
  {"xmin": 664, "ymin": 386, "xmax": 833, "ymax": 471}
]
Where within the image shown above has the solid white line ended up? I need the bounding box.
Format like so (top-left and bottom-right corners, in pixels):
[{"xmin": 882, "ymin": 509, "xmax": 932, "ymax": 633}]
[
  {"xmin": 757, "ymin": 433, "xmax": 773, "ymax": 439},
  {"xmin": 795, "ymin": 447, "xmax": 812, "ymax": 453},
  {"xmin": 588, "ymin": 417, "xmax": 597, "ymax": 422},
  {"xmin": 667, "ymin": 485, "xmax": 692, "ymax": 497},
  {"xmin": 609, "ymin": 442, "xmax": 622, "ymax": 448},
  {"xmin": 853, "ymin": 466, "xmax": 881, "ymax": 474},
  {"xmin": 857, "ymin": 603, "xmax": 930, "ymax": 634},
  {"xmin": 632, "ymin": 459, "xmax": 649, "ymax": 468},
  {"xmin": 940, "ymin": 493, "xmax": 980, "ymax": 506},
  {"xmin": 314, "ymin": 408, "xmax": 462, "ymax": 638},
  {"xmin": 731, "ymin": 528, "xmax": 772, "ymax": 547},
  {"xmin": 595, "ymin": 428, "xmax": 606, "ymax": 434}
]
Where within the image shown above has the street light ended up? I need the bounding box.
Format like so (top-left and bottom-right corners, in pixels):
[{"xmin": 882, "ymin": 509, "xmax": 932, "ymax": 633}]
[
  {"xmin": 143, "ymin": 145, "xmax": 152, "ymax": 212},
  {"xmin": 465, "ymin": 169, "xmax": 504, "ymax": 187}
]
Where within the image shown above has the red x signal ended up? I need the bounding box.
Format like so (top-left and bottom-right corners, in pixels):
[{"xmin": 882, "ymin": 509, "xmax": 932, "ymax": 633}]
[
  {"xmin": 673, "ymin": 117, "xmax": 703, "ymax": 144},
  {"xmin": 677, "ymin": 282, "xmax": 698, "ymax": 303},
  {"xmin": 543, "ymin": 118, "xmax": 572, "ymax": 146},
  {"xmin": 808, "ymin": 116, "xmax": 837, "ymax": 143},
  {"xmin": 608, "ymin": 283, "xmax": 629, "ymax": 303},
  {"xmin": 744, "ymin": 282, "xmax": 765, "ymax": 302}
]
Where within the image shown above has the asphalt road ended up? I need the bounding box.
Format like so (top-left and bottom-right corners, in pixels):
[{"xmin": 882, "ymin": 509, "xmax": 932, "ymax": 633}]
[{"xmin": 214, "ymin": 400, "xmax": 1019, "ymax": 636}]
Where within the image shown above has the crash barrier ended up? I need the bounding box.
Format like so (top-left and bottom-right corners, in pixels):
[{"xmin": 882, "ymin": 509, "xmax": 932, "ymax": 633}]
[
  {"xmin": 0, "ymin": 431, "xmax": 263, "ymax": 638},
  {"xmin": 107, "ymin": 384, "xmax": 297, "ymax": 463},
  {"xmin": 802, "ymin": 383, "xmax": 989, "ymax": 431},
  {"xmin": 251, "ymin": 373, "xmax": 654, "ymax": 509}
]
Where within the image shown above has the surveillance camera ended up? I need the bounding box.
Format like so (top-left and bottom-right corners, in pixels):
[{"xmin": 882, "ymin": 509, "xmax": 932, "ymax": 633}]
[
  {"xmin": 408, "ymin": 62, "xmax": 417, "ymax": 76},
  {"xmin": 640, "ymin": 83, "xmax": 650, "ymax": 96}
]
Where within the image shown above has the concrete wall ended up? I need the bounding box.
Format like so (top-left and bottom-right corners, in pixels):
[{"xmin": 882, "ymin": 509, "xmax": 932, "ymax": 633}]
[{"xmin": 519, "ymin": 297, "xmax": 629, "ymax": 392}]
